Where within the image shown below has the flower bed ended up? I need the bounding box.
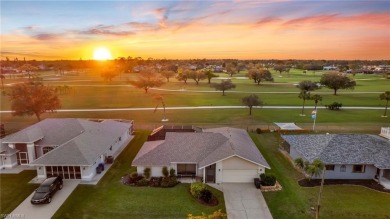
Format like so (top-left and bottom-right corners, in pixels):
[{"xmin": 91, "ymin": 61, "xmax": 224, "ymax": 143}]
[{"xmin": 260, "ymin": 181, "xmax": 282, "ymax": 192}]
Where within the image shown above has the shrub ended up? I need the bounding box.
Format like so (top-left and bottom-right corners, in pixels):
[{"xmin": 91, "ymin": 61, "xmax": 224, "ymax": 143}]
[
  {"xmin": 260, "ymin": 173, "xmax": 276, "ymax": 186},
  {"xmin": 161, "ymin": 176, "xmax": 179, "ymax": 188},
  {"xmin": 162, "ymin": 166, "xmax": 169, "ymax": 177},
  {"xmin": 149, "ymin": 177, "xmax": 162, "ymax": 187},
  {"xmin": 190, "ymin": 182, "xmax": 207, "ymax": 199},
  {"xmin": 199, "ymin": 189, "xmax": 213, "ymax": 203},
  {"xmin": 130, "ymin": 171, "xmax": 138, "ymax": 178},
  {"xmin": 187, "ymin": 210, "xmax": 227, "ymax": 219},
  {"xmin": 256, "ymin": 128, "xmax": 261, "ymax": 134},
  {"xmin": 169, "ymin": 168, "xmax": 176, "ymax": 177},
  {"xmin": 136, "ymin": 178, "xmax": 149, "ymax": 186},
  {"xmin": 325, "ymin": 102, "xmax": 342, "ymax": 110},
  {"xmin": 144, "ymin": 167, "xmax": 151, "ymax": 179}
]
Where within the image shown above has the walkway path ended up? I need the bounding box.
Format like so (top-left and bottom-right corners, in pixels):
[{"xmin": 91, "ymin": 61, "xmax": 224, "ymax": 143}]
[{"xmin": 9, "ymin": 180, "xmax": 80, "ymax": 219}]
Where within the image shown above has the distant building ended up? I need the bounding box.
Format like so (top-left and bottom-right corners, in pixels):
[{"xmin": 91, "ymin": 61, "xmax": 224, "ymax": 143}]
[{"xmin": 323, "ymin": 65, "xmax": 338, "ymax": 71}]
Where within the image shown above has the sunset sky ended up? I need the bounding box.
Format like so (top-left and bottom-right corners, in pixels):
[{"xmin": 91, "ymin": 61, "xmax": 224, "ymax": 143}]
[{"xmin": 1, "ymin": 0, "xmax": 390, "ymax": 60}]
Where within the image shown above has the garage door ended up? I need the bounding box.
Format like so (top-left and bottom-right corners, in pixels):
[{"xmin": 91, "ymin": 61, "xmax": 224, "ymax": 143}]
[{"xmin": 222, "ymin": 170, "xmax": 258, "ymax": 183}]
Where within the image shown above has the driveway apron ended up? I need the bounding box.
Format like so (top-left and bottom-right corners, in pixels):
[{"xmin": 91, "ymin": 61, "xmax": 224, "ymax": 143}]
[
  {"xmin": 222, "ymin": 183, "xmax": 273, "ymax": 219},
  {"xmin": 9, "ymin": 180, "xmax": 80, "ymax": 219}
]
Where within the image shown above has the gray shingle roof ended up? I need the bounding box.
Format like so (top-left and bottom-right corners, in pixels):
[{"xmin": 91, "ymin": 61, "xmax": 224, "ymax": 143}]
[
  {"xmin": 282, "ymin": 134, "xmax": 390, "ymax": 169},
  {"xmin": 132, "ymin": 127, "xmax": 270, "ymax": 169},
  {"xmin": 15, "ymin": 118, "xmax": 133, "ymax": 166}
]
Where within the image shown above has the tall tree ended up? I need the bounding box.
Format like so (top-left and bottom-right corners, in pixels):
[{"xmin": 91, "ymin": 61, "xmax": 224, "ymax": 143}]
[
  {"xmin": 247, "ymin": 69, "xmax": 273, "ymax": 85},
  {"xmin": 160, "ymin": 70, "xmax": 175, "ymax": 82},
  {"xmin": 273, "ymin": 65, "xmax": 286, "ymax": 75},
  {"xmin": 188, "ymin": 71, "xmax": 206, "ymax": 85},
  {"xmin": 19, "ymin": 64, "xmax": 38, "ymax": 79},
  {"xmin": 203, "ymin": 69, "xmax": 218, "ymax": 84},
  {"xmin": 211, "ymin": 80, "xmax": 236, "ymax": 96},
  {"xmin": 100, "ymin": 69, "xmax": 118, "ymax": 82},
  {"xmin": 320, "ymin": 72, "xmax": 356, "ymax": 95},
  {"xmin": 176, "ymin": 70, "xmax": 190, "ymax": 84},
  {"xmin": 9, "ymin": 83, "xmax": 61, "ymax": 121},
  {"xmin": 225, "ymin": 63, "xmax": 237, "ymax": 77},
  {"xmin": 128, "ymin": 71, "xmax": 164, "ymax": 93},
  {"xmin": 380, "ymin": 91, "xmax": 390, "ymax": 117},
  {"xmin": 242, "ymin": 94, "xmax": 263, "ymax": 115},
  {"xmin": 297, "ymin": 80, "xmax": 320, "ymax": 92}
]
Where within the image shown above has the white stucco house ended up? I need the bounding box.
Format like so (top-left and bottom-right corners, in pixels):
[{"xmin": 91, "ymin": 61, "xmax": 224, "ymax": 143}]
[
  {"xmin": 132, "ymin": 127, "xmax": 270, "ymax": 183},
  {"xmin": 282, "ymin": 133, "xmax": 390, "ymax": 189},
  {"xmin": 0, "ymin": 118, "xmax": 134, "ymax": 181}
]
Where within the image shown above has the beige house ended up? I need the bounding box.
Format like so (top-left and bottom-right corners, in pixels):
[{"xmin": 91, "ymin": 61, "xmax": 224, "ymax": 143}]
[{"xmin": 133, "ymin": 127, "xmax": 270, "ymax": 183}]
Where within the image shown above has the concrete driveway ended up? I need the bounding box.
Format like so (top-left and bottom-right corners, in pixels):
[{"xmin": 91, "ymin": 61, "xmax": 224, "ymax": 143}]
[
  {"xmin": 222, "ymin": 183, "xmax": 273, "ymax": 219},
  {"xmin": 9, "ymin": 180, "xmax": 80, "ymax": 219}
]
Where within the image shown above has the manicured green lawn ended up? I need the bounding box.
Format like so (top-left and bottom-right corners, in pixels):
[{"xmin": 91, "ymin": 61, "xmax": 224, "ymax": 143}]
[
  {"xmin": 251, "ymin": 133, "xmax": 390, "ymax": 219},
  {"xmin": 52, "ymin": 130, "xmax": 225, "ymax": 219},
  {"xmin": 0, "ymin": 170, "xmax": 39, "ymax": 215}
]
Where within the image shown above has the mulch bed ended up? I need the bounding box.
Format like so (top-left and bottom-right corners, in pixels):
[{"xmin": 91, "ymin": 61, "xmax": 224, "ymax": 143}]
[{"xmin": 298, "ymin": 179, "xmax": 390, "ymax": 193}]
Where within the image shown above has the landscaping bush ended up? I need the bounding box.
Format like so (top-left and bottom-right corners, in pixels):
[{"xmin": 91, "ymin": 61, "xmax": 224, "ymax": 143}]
[
  {"xmin": 199, "ymin": 189, "xmax": 213, "ymax": 203},
  {"xmin": 144, "ymin": 167, "xmax": 151, "ymax": 179},
  {"xmin": 149, "ymin": 177, "xmax": 162, "ymax": 187},
  {"xmin": 169, "ymin": 168, "xmax": 176, "ymax": 177},
  {"xmin": 127, "ymin": 175, "xmax": 144, "ymax": 184},
  {"xmin": 162, "ymin": 166, "xmax": 169, "ymax": 177},
  {"xmin": 260, "ymin": 173, "xmax": 276, "ymax": 186},
  {"xmin": 161, "ymin": 176, "xmax": 179, "ymax": 188},
  {"xmin": 136, "ymin": 178, "xmax": 149, "ymax": 186},
  {"xmin": 130, "ymin": 171, "xmax": 138, "ymax": 178},
  {"xmin": 256, "ymin": 128, "xmax": 262, "ymax": 134},
  {"xmin": 190, "ymin": 182, "xmax": 207, "ymax": 199},
  {"xmin": 325, "ymin": 102, "xmax": 343, "ymax": 110}
]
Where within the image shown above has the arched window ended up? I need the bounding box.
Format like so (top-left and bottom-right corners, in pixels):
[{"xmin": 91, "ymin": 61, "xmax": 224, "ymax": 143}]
[{"xmin": 340, "ymin": 165, "xmax": 346, "ymax": 172}]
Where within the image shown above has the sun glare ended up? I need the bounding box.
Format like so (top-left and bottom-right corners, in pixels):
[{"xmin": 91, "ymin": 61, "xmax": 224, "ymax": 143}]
[{"xmin": 93, "ymin": 47, "xmax": 112, "ymax": 60}]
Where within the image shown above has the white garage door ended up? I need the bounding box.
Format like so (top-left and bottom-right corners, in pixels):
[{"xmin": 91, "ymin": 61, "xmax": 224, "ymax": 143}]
[{"xmin": 222, "ymin": 170, "xmax": 258, "ymax": 183}]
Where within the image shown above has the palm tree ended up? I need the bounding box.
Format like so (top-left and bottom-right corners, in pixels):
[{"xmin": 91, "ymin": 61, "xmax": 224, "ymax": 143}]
[
  {"xmin": 153, "ymin": 95, "xmax": 168, "ymax": 122},
  {"xmin": 379, "ymin": 91, "xmax": 390, "ymax": 117},
  {"xmin": 304, "ymin": 159, "xmax": 324, "ymax": 180},
  {"xmin": 294, "ymin": 158, "xmax": 304, "ymax": 169},
  {"xmin": 298, "ymin": 91, "xmax": 311, "ymax": 116},
  {"xmin": 0, "ymin": 73, "xmax": 5, "ymax": 90},
  {"xmin": 311, "ymin": 94, "xmax": 323, "ymax": 110}
]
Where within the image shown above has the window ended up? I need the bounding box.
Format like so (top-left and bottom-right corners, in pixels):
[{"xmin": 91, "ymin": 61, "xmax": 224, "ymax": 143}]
[
  {"xmin": 325, "ymin": 165, "xmax": 335, "ymax": 171},
  {"xmin": 353, "ymin": 165, "xmax": 365, "ymax": 173},
  {"xmin": 340, "ymin": 165, "xmax": 346, "ymax": 172},
  {"xmin": 42, "ymin": 147, "xmax": 54, "ymax": 154}
]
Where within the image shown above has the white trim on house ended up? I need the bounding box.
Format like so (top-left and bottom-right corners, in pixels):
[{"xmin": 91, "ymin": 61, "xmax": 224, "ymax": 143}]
[{"xmin": 198, "ymin": 155, "xmax": 269, "ymax": 170}]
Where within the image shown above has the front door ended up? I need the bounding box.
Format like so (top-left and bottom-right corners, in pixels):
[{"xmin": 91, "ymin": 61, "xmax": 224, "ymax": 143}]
[{"xmin": 206, "ymin": 164, "xmax": 216, "ymax": 183}]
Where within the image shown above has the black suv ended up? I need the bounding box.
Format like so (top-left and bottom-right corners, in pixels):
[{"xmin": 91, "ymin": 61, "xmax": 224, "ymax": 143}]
[{"xmin": 31, "ymin": 176, "xmax": 63, "ymax": 204}]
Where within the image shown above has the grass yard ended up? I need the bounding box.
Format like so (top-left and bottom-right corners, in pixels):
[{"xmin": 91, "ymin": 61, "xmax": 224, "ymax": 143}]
[
  {"xmin": 251, "ymin": 133, "xmax": 390, "ymax": 219},
  {"xmin": 1, "ymin": 107, "xmax": 388, "ymax": 135},
  {"xmin": 0, "ymin": 170, "xmax": 39, "ymax": 215},
  {"xmin": 52, "ymin": 130, "xmax": 225, "ymax": 219}
]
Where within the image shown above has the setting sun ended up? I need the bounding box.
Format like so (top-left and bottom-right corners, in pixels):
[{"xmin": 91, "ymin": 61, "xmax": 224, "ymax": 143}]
[{"xmin": 93, "ymin": 47, "xmax": 112, "ymax": 60}]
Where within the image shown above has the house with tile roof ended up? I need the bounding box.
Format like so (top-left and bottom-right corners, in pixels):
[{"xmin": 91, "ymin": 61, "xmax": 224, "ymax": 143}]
[
  {"xmin": 282, "ymin": 133, "xmax": 390, "ymax": 189},
  {"xmin": 0, "ymin": 118, "xmax": 134, "ymax": 181},
  {"xmin": 132, "ymin": 127, "xmax": 270, "ymax": 183}
]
